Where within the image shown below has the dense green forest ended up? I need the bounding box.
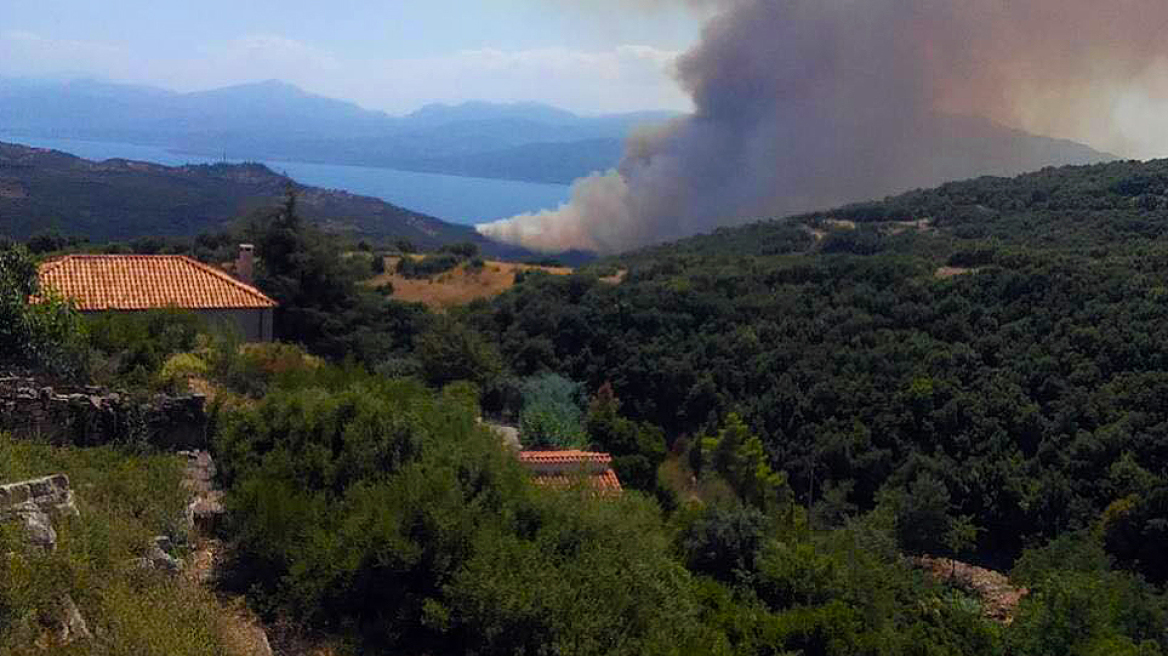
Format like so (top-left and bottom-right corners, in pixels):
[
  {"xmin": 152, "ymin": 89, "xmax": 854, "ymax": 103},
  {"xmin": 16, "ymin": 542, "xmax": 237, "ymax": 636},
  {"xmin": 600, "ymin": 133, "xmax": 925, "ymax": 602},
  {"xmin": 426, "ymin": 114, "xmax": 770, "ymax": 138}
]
[
  {"xmin": 7, "ymin": 158, "xmax": 1168, "ymax": 654},
  {"xmin": 470, "ymin": 159, "xmax": 1168, "ymax": 561}
]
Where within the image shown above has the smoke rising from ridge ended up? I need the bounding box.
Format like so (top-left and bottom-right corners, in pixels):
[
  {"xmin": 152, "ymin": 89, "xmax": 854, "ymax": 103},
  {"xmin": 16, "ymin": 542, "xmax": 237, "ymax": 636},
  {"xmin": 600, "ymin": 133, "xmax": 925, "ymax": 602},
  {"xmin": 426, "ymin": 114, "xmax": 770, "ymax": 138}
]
[{"xmin": 478, "ymin": 0, "xmax": 1168, "ymax": 253}]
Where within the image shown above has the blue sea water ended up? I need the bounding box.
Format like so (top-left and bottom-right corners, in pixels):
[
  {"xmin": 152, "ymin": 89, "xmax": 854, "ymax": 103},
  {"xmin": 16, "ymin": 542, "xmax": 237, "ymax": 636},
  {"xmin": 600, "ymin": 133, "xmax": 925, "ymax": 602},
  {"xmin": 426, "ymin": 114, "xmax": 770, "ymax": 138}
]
[{"xmin": 0, "ymin": 134, "xmax": 571, "ymax": 225}]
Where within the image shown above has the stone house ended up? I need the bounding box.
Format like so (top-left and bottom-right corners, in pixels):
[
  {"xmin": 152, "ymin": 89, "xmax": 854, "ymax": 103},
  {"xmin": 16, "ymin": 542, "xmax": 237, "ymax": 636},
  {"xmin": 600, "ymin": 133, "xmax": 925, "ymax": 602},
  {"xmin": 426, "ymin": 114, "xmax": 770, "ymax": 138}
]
[{"xmin": 37, "ymin": 247, "xmax": 276, "ymax": 341}]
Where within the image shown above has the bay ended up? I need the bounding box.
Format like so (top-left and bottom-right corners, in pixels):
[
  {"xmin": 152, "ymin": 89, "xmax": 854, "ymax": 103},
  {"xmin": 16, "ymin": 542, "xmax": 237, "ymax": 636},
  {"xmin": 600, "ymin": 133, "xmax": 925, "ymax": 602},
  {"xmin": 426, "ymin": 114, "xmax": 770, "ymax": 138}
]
[{"xmin": 0, "ymin": 133, "xmax": 571, "ymax": 226}]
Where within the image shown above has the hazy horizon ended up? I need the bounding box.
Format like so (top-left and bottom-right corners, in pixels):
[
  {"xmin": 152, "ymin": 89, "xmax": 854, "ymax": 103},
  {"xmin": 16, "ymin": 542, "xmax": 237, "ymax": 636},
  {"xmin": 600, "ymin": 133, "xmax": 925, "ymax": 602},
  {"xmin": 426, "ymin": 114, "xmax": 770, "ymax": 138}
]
[
  {"xmin": 0, "ymin": 73, "xmax": 683, "ymax": 119},
  {"xmin": 0, "ymin": 0, "xmax": 702, "ymax": 116}
]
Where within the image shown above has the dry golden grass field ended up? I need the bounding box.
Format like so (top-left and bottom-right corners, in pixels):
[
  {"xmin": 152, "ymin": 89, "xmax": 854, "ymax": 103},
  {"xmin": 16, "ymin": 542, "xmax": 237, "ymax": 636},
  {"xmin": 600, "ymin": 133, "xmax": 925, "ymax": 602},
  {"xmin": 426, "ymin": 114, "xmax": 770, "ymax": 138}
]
[{"xmin": 367, "ymin": 256, "xmax": 573, "ymax": 309}]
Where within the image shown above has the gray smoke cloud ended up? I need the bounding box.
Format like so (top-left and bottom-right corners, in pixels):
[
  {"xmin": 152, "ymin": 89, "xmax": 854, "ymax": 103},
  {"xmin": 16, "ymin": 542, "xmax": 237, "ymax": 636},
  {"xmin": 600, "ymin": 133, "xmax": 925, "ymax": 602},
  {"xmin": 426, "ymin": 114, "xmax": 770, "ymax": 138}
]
[{"xmin": 479, "ymin": 0, "xmax": 1168, "ymax": 253}]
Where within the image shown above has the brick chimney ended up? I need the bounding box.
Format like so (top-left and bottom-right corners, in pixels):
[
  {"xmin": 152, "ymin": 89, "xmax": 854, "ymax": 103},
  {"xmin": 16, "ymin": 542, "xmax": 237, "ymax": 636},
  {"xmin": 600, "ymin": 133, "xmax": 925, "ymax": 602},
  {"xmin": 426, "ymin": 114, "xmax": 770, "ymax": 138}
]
[{"xmin": 236, "ymin": 244, "xmax": 255, "ymax": 285}]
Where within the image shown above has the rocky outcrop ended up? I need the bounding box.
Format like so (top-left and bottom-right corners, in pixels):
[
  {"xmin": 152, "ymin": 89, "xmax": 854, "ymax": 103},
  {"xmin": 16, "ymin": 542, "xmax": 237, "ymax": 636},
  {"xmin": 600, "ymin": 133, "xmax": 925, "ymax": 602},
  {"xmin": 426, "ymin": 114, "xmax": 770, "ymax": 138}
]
[
  {"xmin": 1, "ymin": 474, "xmax": 91, "ymax": 648},
  {"xmin": 915, "ymin": 556, "xmax": 1029, "ymax": 624},
  {"xmin": 181, "ymin": 450, "xmax": 225, "ymax": 534},
  {"xmin": 0, "ymin": 376, "xmax": 206, "ymax": 449},
  {"xmin": 0, "ymin": 474, "xmax": 79, "ymax": 552},
  {"xmin": 34, "ymin": 595, "xmax": 92, "ymax": 648},
  {"xmin": 130, "ymin": 535, "xmax": 183, "ymax": 574},
  {"xmin": 480, "ymin": 419, "xmax": 521, "ymax": 451}
]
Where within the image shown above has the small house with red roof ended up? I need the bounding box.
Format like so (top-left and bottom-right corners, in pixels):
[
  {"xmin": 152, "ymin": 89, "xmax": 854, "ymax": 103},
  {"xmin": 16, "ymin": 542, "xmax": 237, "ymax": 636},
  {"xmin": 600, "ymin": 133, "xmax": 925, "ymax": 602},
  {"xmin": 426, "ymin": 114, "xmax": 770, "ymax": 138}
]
[
  {"xmin": 38, "ymin": 249, "xmax": 277, "ymax": 342},
  {"xmin": 518, "ymin": 450, "xmax": 622, "ymax": 494}
]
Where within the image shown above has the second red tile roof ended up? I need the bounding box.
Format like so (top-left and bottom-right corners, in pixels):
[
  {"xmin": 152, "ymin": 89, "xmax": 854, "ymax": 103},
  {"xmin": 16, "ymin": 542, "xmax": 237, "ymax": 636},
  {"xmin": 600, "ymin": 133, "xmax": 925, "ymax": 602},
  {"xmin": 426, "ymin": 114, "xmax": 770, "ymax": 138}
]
[{"xmin": 519, "ymin": 451, "xmax": 622, "ymax": 493}]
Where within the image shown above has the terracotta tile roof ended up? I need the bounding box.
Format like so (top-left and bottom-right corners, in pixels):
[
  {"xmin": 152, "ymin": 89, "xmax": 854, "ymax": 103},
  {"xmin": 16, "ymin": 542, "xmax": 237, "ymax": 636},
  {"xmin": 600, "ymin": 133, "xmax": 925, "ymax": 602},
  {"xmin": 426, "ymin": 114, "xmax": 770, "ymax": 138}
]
[
  {"xmin": 519, "ymin": 451, "xmax": 613, "ymax": 467},
  {"xmin": 519, "ymin": 451, "xmax": 623, "ymax": 493},
  {"xmin": 38, "ymin": 255, "xmax": 277, "ymax": 311}
]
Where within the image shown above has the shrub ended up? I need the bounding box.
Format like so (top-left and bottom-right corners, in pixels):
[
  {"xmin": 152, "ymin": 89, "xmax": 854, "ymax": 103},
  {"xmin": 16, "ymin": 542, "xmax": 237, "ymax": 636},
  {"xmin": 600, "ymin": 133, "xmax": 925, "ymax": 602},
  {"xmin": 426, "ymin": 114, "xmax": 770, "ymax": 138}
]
[
  {"xmin": 415, "ymin": 318, "xmax": 503, "ymax": 389},
  {"xmin": 396, "ymin": 253, "xmax": 462, "ymax": 279},
  {"xmin": 442, "ymin": 380, "xmax": 482, "ymax": 414},
  {"xmin": 878, "ymin": 472, "xmax": 957, "ymax": 556},
  {"xmin": 518, "ymin": 373, "xmax": 587, "ymax": 449},
  {"xmin": 699, "ymin": 414, "xmax": 788, "ymax": 510},
  {"xmin": 1006, "ymin": 571, "xmax": 1167, "ymax": 656},
  {"xmin": 158, "ymin": 352, "xmax": 210, "ymax": 390},
  {"xmin": 213, "ymin": 385, "xmax": 713, "ymax": 654},
  {"xmin": 585, "ymin": 384, "xmax": 667, "ymax": 491},
  {"xmin": 679, "ymin": 502, "xmax": 769, "ymax": 583},
  {"xmin": 440, "ymin": 242, "xmax": 480, "ymax": 259},
  {"xmin": 0, "ymin": 245, "xmax": 88, "ymax": 376},
  {"xmin": 213, "ymin": 382, "xmax": 517, "ymax": 646},
  {"xmin": 86, "ymin": 309, "xmax": 206, "ymax": 386},
  {"xmin": 376, "ymin": 355, "xmax": 422, "ymax": 380},
  {"xmin": 443, "ymin": 491, "xmax": 707, "ymax": 656},
  {"xmin": 202, "ymin": 337, "xmax": 324, "ymax": 397},
  {"xmin": 238, "ymin": 342, "xmax": 323, "ymax": 377}
]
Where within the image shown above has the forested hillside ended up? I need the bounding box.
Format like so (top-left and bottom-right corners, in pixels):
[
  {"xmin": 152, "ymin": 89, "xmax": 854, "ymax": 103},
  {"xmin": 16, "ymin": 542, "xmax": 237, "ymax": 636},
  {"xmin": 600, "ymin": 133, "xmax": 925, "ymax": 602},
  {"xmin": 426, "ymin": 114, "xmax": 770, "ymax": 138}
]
[
  {"xmin": 8, "ymin": 158, "xmax": 1168, "ymax": 655},
  {"xmin": 468, "ymin": 156, "xmax": 1168, "ymax": 580},
  {"xmin": 0, "ymin": 142, "xmax": 528, "ymax": 256}
]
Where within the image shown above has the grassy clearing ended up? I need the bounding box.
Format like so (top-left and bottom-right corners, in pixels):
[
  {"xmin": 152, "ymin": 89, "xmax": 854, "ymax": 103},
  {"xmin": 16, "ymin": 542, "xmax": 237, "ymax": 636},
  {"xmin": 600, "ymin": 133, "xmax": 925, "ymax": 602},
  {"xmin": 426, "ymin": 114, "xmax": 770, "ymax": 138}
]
[
  {"xmin": 0, "ymin": 435, "xmax": 245, "ymax": 655},
  {"xmin": 367, "ymin": 257, "xmax": 572, "ymax": 309}
]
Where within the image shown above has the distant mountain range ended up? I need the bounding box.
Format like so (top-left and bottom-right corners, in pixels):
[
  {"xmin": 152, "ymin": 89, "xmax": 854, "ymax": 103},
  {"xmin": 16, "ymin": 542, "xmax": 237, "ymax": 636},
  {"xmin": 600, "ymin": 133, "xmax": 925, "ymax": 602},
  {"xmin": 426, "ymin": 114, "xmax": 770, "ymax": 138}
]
[
  {"xmin": 0, "ymin": 78, "xmax": 678, "ymax": 184},
  {"xmin": 0, "ymin": 141, "xmax": 531, "ymax": 257}
]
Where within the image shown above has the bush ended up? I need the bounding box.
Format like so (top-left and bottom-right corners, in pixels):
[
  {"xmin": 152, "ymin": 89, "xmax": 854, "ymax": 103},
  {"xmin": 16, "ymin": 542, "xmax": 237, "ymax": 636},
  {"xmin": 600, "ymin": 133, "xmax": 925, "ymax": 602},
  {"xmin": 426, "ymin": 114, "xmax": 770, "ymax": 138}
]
[
  {"xmin": 440, "ymin": 242, "xmax": 480, "ymax": 259},
  {"xmin": 585, "ymin": 383, "xmax": 667, "ymax": 491},
  {"xmin": 443, "ymin": 491, "xmax": 706, "ymax": 655},
  {"xmin": 877, "ymin": 472, "xmax": 968, "ymax": 557},
  {"xmin": 376, "ymin": 355, "xmax": 423, "ymax": 380},
  {"xmin": 818, "ymin": 225, "xmax": 887, "ymax": 255},
  {"xmin": 0, "ymin": 245, "xmax": 88, "ymax": 376},
  {"xmin": 86, "ymin": 309, "xmax": 206, "ymax": 386},
  {"xmin": 396, "ymin": 253, "xmax": 462, "ymax": 279},
  {"xmin": 680, "ymin": 502, "xmax": 768, "ymax": 583},
  {"xmin": 202, "ymin": 336, "xmax": 323, "ymax": 397},
  {"xmin": 25, "ymin": 232, "xmax": 87, "ymax": 255},
  {"xmin": 518, "ymin": 373, "xmax": 587, "ymax": 449},
  {"xmin": 415, "ymin": 318, "xmax": 503, "ymax": 389},
  {"xmin": 157, "ymin": 352, "xmax": 210, "ymax": 390},
  {"xmin": 213, "ymin": 383, "xmax": 714, "ymax": 654},
  {"xmin": 1006, "ymin": 571, "xmax": 1167, "ymax": 656},
  {"xmin": 699, "ymin": 414, "xmax": 788, "ymax": 510}
]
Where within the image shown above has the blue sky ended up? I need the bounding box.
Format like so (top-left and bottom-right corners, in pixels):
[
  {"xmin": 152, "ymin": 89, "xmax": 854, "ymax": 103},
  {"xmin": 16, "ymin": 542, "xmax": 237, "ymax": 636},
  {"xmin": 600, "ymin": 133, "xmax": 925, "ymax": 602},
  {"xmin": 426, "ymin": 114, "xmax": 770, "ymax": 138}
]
[{"xmin": 0, "ymin": 0, "xmax": 706, "ymax": 114}]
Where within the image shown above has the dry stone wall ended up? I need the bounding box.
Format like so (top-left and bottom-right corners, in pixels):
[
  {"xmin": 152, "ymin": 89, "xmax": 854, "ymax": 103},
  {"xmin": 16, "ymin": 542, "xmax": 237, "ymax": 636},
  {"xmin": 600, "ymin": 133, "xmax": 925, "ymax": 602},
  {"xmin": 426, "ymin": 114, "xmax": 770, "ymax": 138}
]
[{"xmin": 0, "ymin": 376, "xmax": 207, "ymax": 449}]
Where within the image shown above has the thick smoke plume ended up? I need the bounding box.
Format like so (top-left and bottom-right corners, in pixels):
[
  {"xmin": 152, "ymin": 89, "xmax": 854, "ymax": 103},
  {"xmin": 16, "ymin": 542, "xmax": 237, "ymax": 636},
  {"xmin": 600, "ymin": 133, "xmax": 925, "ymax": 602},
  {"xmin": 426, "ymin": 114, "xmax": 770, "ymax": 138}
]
[{"xmin": 479, "ymin": 0, "xmax": 1168, "ymax": 253}]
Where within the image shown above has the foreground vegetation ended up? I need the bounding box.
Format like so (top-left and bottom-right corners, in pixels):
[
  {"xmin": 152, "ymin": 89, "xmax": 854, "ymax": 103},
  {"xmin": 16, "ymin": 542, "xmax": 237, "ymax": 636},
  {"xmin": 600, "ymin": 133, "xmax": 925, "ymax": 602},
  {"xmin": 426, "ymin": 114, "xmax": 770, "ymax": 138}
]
[
  {"xmin": 8, "ymin": 158, "xmax": 1168, "ymax": 653},
  {"xmin": 0, "ymin": 435, "xmax": 237, "ymax": 655}
]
